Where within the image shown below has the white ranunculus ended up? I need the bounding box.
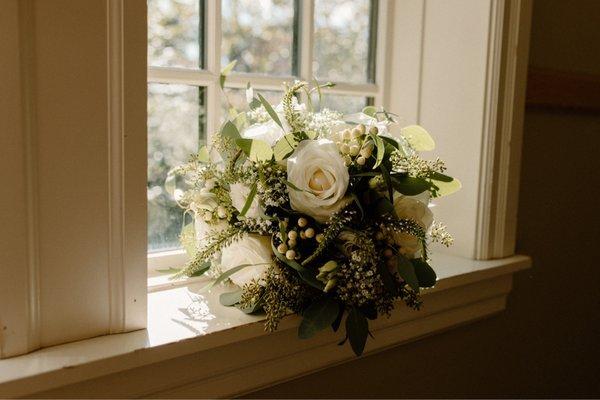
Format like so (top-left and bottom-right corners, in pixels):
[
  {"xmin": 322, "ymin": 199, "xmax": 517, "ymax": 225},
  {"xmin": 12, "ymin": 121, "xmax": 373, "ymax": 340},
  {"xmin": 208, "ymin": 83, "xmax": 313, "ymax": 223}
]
[
  {"xmin": 230, "ymin": 182, "xmax": 262, "ymax": 218},
  {"xmin": 220, "ymin": 234, "xmax": 272, "ymax": 287},
  {"xmin": 287, "ymin": 139, "xmax": 350, "ymax": 223},
  {"xmin": 190, "ymin": 191, "xmax": 219, "ymax": 214},
  {"xmin": 241, "ymin": 120, "xmax": 284, "ymax": 147},
  {"xmin": 392, "ymin": 195, "xmax": 433, "ymax": 258}
]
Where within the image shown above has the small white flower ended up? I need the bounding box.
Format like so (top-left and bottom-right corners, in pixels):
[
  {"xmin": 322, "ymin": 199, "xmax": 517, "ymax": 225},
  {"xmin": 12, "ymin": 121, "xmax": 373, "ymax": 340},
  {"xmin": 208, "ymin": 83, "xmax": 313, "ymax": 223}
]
[
  {"xmin": 230, "ymin": 182, "xmax": 263, "ymax": 218},
  {"xmin": 287, "ymin": 139, "xmax": 350, "ymax": 223},
  {"xmin": 190, "ymin": 191, "xmax": 218, "ymax": 214},
  {"xmin": 220, "ymin": 234, "xmax": 272, "ymax": 287}
]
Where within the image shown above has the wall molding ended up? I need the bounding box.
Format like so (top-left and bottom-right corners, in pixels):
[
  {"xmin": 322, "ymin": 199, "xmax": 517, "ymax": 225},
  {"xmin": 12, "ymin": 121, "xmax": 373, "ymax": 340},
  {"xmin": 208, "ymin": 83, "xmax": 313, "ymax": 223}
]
[
  {"xmin": 107, "ymin": 0, "xmax": 126, "ymax": 334},
  {"xmin": 18, "ymin": 0, "xmax": 41, "ymax": 355}
]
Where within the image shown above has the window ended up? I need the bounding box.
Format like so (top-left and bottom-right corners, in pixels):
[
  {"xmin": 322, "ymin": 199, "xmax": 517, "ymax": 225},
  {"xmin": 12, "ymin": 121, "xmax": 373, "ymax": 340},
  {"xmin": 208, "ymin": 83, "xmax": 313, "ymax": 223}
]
[{"xmin": 147, "ymin": 0, "xmax": 384, "ymax": 268}]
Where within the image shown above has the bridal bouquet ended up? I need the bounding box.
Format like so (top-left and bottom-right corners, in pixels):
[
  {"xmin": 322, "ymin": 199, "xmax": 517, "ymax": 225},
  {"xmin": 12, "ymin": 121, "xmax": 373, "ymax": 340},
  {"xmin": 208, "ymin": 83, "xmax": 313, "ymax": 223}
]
[{"xmin": 172, "ymin": 81, "xmax": 460, "ymax": 356}]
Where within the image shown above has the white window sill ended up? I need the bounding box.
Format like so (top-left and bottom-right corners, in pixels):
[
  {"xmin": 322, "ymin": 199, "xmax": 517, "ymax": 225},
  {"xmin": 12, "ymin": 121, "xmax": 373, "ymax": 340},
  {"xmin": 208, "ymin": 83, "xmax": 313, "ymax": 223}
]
[{"xmin": 0, "ymin": 253, "xmax": 531, "ymax": 398}]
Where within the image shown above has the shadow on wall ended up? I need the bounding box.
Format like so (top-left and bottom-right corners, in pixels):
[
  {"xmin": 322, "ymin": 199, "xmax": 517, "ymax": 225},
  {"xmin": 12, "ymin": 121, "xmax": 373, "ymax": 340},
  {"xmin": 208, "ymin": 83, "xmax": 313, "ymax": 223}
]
[{"xmin": 245, "ymin": 0, "xmax": 600, "ymax": 397}]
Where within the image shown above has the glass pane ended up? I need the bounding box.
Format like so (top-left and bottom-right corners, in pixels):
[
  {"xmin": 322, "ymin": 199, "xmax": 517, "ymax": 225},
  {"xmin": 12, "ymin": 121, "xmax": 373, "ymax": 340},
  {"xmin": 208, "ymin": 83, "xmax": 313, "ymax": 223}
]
[
  {"xmin": 313, "ymin": 0, "xmax": 375, "ymax": 83},
  {"xmin": 314, "ymin": 93, "xmax": 372, "ymax": 114},
  {"xmin": 221, "ymin": 88, "xmax": 283, "ymax": 122},
  {"xmin": 148, "ymin": 0, "xmax": 203, "ymax": 68},
  {"xmin": 221, "ymin": 0, "xmax": 297, "ymax": 76},
  {"xmin": 148, "ymin": 83, "xmax": 206, "ymax": 252}
]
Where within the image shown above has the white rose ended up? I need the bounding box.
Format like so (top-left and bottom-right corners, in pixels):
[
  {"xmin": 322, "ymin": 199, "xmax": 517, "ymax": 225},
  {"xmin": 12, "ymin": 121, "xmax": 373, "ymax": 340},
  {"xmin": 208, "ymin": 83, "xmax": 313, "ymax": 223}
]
[
  {"xmin": 230, "ymin": 182, "xmax": 263, "ymax": 218},
  {"xmin": 287, "ymin": 139, "xmax": 350, "ymax": 223},
  {"xmin": 220, "ymin": 234, "xmax": 272, "ymax": 287},
  {"xmin": 241, "ymin": 121, "xmax": 284, "ymax": 147},
  {"xmin": 392, "ymin": 195, "xmax": 433, "ymax": 258}
]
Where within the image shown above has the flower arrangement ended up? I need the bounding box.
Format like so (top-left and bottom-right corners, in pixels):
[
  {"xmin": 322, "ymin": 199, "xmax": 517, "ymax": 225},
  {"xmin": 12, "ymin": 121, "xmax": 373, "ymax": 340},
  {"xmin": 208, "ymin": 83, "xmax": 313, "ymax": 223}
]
[{"xmin": 172, "ymin": 80, "xmax": 460, "ymax": 356}]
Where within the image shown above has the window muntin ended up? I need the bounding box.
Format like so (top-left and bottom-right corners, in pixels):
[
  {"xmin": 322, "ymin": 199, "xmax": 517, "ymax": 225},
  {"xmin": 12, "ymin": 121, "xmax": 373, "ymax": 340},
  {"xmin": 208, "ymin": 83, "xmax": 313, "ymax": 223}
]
[{"xmin": 147, "ymin": 0, "xmax": 384, "ymax": 263}]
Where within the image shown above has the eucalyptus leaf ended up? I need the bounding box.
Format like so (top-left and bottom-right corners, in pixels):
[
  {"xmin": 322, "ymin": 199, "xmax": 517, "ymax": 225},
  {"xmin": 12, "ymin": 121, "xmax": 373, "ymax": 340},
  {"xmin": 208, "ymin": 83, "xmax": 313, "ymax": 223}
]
[
  {"xmin": 219, "ymin": 289, "xmax": 243, "ymax": 306},
  {"xmin": 431, "ymin": 177, "xmax": 462, "ymax": 198},
  {"xmin": 401, "ymin": 125, "xmax": 435, "ymax": 151},
  {"xmin": 331, "ymin": 304, "xmax": 344, "ymax": 332},
  {"xmin": 197, "ymin": 146, "xmax": 210, "ymax": 163},
  {"xmin": 362, "ymin": 106, "xmax": 377, "ymax": 118},
  {"xmin": 221, "ymin": 120, "xmax": 241, "ymax": 140},
  {"xmin": 235, "ymin": 138, "xmax": 273, "ymax": 162},
  {"xmin": 412, "ymin": 258, "xmax": 437, "ymax": 288},
  {"xmin": 396, "ymin": 255, "xmax": 420, "ymax": 292},
  {"xmin": 257, "ymin": 93, "xmax": 284, "ymax": 129},
  {"xmin": 273, "ymin": 134, "xmax": 298, "ymax": 161},
  {"xmin": 298, "ymin": 297, "xmax": 340, "ymax": 339},
  {"xmin": 346, "ymin": 308, "xmax": 369, "ymax": 356},
  {"xmin": 428, "ymin": 171, "xmax": 454, "ymax": 182}
]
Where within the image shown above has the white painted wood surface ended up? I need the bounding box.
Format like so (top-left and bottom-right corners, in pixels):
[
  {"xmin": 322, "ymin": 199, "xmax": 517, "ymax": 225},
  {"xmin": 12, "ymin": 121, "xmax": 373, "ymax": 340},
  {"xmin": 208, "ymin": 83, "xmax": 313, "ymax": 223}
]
[
  {"xmin": 0, "ymin": 253, "xmax": 531, "ymax": 398},
  {"xmin": 0, "ymin": 0, "xmax": 147, "ymax": 358}
]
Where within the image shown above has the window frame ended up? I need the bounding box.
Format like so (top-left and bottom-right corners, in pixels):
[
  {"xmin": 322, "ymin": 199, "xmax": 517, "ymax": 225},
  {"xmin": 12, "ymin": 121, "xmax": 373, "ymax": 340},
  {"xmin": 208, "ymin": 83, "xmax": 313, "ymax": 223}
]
[{"xmin": 146, "ymin": 0, "xmax": 392, "ymax": 272}]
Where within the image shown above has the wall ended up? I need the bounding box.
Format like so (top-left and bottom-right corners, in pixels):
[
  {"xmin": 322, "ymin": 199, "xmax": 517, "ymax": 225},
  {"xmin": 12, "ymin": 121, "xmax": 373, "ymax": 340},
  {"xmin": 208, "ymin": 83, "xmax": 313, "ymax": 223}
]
[{"xmin": 247, "ymin": 0, "xmax": 600, "ymax": 397}]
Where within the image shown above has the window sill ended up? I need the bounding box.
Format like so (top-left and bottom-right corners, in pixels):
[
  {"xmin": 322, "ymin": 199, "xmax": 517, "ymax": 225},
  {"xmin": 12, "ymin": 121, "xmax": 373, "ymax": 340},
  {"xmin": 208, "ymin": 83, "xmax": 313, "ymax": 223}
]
[{"xmin": 0, "ymin": 253, "xmax": 531, "ymax": 398}]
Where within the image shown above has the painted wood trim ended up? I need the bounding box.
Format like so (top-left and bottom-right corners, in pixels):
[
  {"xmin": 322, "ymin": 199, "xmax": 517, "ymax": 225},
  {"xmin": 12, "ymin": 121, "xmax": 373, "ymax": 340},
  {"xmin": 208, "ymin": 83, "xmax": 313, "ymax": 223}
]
[{"xmin": 526, "ymin": 67, "xmax": 600, "ymax": 111}]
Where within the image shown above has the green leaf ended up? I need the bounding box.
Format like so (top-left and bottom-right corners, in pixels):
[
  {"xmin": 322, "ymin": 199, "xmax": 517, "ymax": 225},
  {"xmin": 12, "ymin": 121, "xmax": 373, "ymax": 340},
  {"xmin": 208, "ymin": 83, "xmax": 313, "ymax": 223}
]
[
  {"xmin": 396, "ymin": 255, "xmax": 420, "ymax": 292},
  {"xmin": 239, "ymin": 182, "xmax": 258, "ymax": 217},
  {"xmin": 380, "ymin": 135, "xmax": 400, "ymax": 149},
  {"xmin": 219, "ymin": 290, "xmax": 243, "ymax": 306},
  {"xmin": 331, "ymin": 304, "xmax": 344, "ymax": 332},
  {"xmin": 401, "ymin": 125, "xmax": 435, "ymax": 151},
  {"xmin": 237, "ymin": 298, "xmax": 264, "ymax": 314},
  {"xmin": 221, "ymin": 120, "xmax": 241, "ymax": 140},
  {"xmin": 346, "ymin": 308, "xmax": 369, "ymax": 356},
  {"xmin": 197, "ymin": 146, "xmax": 210, "ymax": 163},
  {"xmin": 298, "ymin": 297, "xmax": 340, "ymax": 339},
  {"xmin": 350, "ymin": 193, "xmax": 364, "ymax": 220},
  {"xmin": 431, "ymin": 177, "xmax": 462, "ymax": 198},
  {"xmin": 412, "ymin": 258, "xmax": 437, "ymax": 288},
  {"xmin": 368, "ymin": 132, "xmax": 385, "ymax": 169},
  {"xmin": 257, "ymin": 93, "xmax": 284, "ymax": 129},
  {"xmin": 273, "ymin": 134, "xmax": 298, "ymax": 161},
  {"xmin": 219, "ymin": 60, "xmax": 237, "ymax": 89},
  {"xmin": 235, "ymin": 138, "xmax": 273, "ymax": 162},
  {"xmin": 428, "ymin": 171, "xmax": 454, "ymax": 182},
  {"xmin": 156, "ymin": 267, "xmax": 182, "ymax": 274},
  {"xmin": 362, "ymin": 106, "xmax": 377, "ymax": 118},
  {"xmin": 391, "ymin": 176, "xmax": 431, "ymax": 196},
  {"xmin": 374, "ymin": 196, "xmax": 395, "ymax": 218}
]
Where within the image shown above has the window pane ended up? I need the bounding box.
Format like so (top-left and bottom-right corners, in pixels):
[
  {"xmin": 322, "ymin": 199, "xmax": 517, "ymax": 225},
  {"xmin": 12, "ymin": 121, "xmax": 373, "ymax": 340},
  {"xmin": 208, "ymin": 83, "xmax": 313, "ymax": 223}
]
[
  {"xmin": 221, "ymin": 0, "xmax": 297, "ymax": 76},
  {"xmin": 314, "ymin": 93, "xmax": 372, "ymax": 114},
  {"xmin": 221, "ymin": 88, "xmax": 283, "ymax": 122},
  {"xmin": 148, "ymin": 0, "xmax": 203, "ymax": 68},
  {"xmin": 148, "ymin": 83, "xmax": 206, "ymax": 252},
  {"xmin": 313, "ymin": 0, "xmax": 375, "ymax": 83}
]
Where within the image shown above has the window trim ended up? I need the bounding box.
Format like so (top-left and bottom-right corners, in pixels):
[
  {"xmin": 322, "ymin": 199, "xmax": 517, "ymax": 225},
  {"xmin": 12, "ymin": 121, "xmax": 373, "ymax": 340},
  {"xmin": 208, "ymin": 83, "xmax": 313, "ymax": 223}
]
[{"xmin": 147, "ymin": 0, "xmax": 391, "ymax": 271}]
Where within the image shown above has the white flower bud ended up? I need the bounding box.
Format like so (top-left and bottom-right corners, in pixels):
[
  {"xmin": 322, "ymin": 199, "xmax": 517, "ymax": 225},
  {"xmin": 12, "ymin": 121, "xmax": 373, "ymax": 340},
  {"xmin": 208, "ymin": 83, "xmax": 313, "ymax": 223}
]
[
  {"xmin": 344, "ymin": 155, "xmax": 352, "ymax": 166},
  {"xmin": 324, "ymin": 278, "xmax": 337, "ymax": 293},
  {"xmin": 288, "ymin": 230, "xmax": 298, "ymax": 240},
  {"xmin": 357, "ymin": 156, "xmax": 366, "ymax": 165},
  {"xmin": 352, "ymin": 128, "xmax": 362, "ymax": 138},
  {"xmin": 305, "ymin": 227, "xmax": 315, "ymax": 238},
  {"xmin": 357, "ymin": 124, "xmax": 366, "ymax": 135},
  {"xmin": 277, "ymin": 243, "xmax": 288, "ymax": 253},
  {"xmin": 342, "ymin": 129, "xmax": 352, "ymax": 141},
  {"xmin": 340, "ymin": 143, "xmax": 350, "ymax": 154},
  {"xmin": 217, "ymin": 206, "xmax": 227, "ymax": 219},
  {"xmin": 316, "ymin": 233, "xmax": 325, "ymax": 243},
  {"xmin": 298, "ymin": 217, "xmax": 308, "ymax": 227},
  {"xmin": 349, "ymin": 145, "xmax": 360, "ymax": 156},
  {"xmin": 285, "ymin": 250, "xmax": 296, "ymax": 260},
  {"xmin": 288, "ymin": 238, "xmax": 297, "ymax": 248},
  {"xmin": 369, "ymin": 126, "xmax": 379, "ymax": 135}
]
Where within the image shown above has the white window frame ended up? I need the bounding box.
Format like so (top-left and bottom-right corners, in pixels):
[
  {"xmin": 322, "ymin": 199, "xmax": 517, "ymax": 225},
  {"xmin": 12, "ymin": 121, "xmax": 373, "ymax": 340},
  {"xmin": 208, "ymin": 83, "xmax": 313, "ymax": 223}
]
[{"xmin": 146, "ymin": 0, "xmax": 392, "ymax": 274}]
